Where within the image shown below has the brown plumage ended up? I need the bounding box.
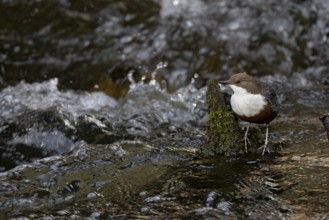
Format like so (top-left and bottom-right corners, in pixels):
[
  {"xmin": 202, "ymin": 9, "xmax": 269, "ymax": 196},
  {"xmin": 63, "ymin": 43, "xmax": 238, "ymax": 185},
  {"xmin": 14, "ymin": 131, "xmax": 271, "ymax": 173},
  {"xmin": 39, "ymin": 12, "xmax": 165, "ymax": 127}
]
[{"xmin": 219, "ymin": 72, "xmax": 279, "ymax": 155}]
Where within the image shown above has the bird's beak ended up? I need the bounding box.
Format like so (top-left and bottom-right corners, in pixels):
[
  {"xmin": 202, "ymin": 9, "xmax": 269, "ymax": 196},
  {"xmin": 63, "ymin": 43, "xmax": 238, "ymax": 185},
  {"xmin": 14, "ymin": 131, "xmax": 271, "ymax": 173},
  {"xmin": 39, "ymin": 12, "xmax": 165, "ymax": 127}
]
[{"xmin": 218, "ymin": 80, "xmax": 228, "ymax": 84}]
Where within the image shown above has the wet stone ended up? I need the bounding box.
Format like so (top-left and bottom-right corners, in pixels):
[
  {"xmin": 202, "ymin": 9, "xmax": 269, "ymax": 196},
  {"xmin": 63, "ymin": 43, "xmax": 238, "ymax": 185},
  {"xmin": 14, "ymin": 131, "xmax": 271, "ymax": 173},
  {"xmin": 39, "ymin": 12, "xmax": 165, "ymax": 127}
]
[
  {"xmin": 139, "ymin": 191, "xmax": 148, "ymax": 197},
  {"xmin": 69, "ymin": 215, "xmax": 80, "ymax": 220},
  {"xmin": 64, "ymin": 195, "xmax": 74, "ymax": 201},
  {"xmin": 145, "ymin": 195, "xmax": 162, "ymax": 203},
  {"xmin": 216, "ymin": 200, "xmax": 231, "ymax": 215},
  {"xmin": 140, "ymin": 207, "xmax": 151, "ymax": 213},
  {"xmin": 206, "ymin": 191, "xmax": 218, "ymax": 207},
  {"xmin": 87, "ymin": 192, "xmax": 98, "ymax": 199},
  {"xmin": 57, "ymin": 210, "xmax": 69, "ymax": 216},
  {"xmin": 90, "ymin": 212, "xmax": 101, "ymax": 218}
]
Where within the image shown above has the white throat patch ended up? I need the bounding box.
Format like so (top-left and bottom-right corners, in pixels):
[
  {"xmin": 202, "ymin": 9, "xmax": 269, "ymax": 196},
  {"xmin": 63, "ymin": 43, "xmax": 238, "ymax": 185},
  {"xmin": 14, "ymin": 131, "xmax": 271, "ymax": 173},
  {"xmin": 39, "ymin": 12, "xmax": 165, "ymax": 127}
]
[{"xmin": 229, "ymin": 85, "xmax": 266, "ymax": 117}]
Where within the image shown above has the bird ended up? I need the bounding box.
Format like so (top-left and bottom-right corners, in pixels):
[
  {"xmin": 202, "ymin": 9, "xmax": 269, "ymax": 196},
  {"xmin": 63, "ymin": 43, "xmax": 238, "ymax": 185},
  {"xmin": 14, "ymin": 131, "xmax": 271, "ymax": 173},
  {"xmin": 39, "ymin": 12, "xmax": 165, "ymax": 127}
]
[{"xmin": 218, "ymin": 72, "xmax": 279, "ymax": 155}]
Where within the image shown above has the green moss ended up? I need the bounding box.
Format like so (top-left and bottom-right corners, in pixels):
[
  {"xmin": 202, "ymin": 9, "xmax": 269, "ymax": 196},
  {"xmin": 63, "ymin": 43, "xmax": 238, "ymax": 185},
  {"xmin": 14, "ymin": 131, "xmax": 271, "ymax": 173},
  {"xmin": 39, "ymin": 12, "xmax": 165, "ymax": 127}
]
[
  {"xmin": 203, "ymin": 79, "xmax": 244, "ymax": 155},
  {"xmin": 204, "ymin": 109, "xmax": 243, "ymax": 155}
]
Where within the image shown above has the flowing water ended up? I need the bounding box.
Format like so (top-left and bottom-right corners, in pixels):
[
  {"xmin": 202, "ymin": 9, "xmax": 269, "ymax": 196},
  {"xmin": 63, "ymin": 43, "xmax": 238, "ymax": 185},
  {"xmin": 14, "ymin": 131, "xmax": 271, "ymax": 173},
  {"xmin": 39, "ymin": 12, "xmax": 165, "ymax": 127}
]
[{"xmin": 0, "ymin": 0, "xmax": 329, "ymax": 219}]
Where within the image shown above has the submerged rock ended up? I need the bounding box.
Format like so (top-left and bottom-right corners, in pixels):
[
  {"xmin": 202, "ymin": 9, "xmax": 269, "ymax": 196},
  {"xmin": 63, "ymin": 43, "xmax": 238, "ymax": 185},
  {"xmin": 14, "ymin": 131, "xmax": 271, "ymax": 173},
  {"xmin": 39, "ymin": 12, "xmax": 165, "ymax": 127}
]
[{"xmin": 320, "ymin": 113, "xmax": 329, "ymax": 141}]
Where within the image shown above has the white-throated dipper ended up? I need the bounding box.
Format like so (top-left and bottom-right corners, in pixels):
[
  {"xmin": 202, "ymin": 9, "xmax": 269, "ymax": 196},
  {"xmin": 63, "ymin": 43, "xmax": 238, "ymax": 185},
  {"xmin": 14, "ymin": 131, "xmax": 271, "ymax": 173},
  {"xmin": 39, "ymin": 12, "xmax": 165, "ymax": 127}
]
[{"xmin": 219, "ymin": 72, "xmax": 279, "ymax": 155}]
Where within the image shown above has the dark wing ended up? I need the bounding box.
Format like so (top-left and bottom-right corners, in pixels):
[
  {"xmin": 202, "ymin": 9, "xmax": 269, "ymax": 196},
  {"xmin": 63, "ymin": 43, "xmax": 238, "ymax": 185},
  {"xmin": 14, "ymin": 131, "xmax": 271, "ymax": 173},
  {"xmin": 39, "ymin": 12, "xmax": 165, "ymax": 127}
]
[{"xmin": 262, "ymin": 84, "xmax": 280, "ymax": 114}]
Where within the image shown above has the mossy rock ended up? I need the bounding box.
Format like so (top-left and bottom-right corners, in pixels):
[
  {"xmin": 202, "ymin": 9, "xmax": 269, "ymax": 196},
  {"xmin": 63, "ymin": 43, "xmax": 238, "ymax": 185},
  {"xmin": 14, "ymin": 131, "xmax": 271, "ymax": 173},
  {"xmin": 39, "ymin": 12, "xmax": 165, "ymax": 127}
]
[
  {"xmin": 203, "ymin": 79, "xmax": 244, "ymax": 155},
  {"xmin": 205, "ymin": 109, "xmax": 244, "ymax": 155}
]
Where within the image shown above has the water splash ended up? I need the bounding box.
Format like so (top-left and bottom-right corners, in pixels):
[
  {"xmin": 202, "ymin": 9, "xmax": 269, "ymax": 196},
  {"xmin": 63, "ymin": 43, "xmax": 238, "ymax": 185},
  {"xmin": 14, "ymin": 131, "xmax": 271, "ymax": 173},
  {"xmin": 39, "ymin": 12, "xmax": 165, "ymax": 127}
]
[{"xmin": 0, "ymin": 79, "xmax": 117, "ymax": 122}]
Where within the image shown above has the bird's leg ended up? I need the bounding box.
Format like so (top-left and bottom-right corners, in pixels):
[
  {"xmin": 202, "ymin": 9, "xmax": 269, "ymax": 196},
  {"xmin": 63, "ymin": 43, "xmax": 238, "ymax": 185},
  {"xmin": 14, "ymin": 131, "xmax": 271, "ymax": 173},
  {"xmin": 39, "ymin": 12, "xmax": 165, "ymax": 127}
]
[
  {"xmin": 261, "ymin": 124, "xmax": 270, "ymax": 156},
  {"xmin": 244, "ymin": 124, "xmax": 251, "ymax": 152}
]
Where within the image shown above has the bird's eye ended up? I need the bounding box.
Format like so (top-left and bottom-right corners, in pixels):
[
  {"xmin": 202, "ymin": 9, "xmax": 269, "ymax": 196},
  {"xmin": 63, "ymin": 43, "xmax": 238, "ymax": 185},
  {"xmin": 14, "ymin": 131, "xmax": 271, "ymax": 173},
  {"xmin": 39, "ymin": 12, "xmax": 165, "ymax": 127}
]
[{"xmin": 236, "ymin": 80, "xmax": 241, "ymax": 84}]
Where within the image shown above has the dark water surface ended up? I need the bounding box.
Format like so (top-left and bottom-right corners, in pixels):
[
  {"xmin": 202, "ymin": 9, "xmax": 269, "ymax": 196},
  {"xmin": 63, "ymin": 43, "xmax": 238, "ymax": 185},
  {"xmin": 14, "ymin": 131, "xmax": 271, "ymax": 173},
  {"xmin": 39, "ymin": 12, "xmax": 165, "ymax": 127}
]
[{"xmin": 0, "ymin": 0, "xmax": 329, "ymax": 219}]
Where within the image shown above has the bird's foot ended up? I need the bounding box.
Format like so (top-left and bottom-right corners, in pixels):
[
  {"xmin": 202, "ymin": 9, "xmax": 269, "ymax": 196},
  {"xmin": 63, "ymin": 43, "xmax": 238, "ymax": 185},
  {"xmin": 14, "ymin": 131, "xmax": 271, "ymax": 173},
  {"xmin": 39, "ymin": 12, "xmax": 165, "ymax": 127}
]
[{"xmin": 258, "ymin": 144, "xmax": 270, "ymax": 156}]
